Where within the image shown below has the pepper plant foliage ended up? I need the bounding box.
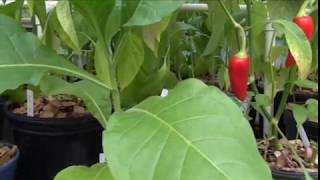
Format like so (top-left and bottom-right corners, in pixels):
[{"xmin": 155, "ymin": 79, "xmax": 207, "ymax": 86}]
[{"xmin": 0, "ymin": 0, "xmax": 274, "ymax": 179}]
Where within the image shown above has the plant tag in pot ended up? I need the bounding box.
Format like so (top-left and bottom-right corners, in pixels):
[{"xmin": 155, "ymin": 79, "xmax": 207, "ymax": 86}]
[
  {"xmin": 26, "ymin": 89, "xmax": 34, "ymax": 117},
  {"xmin": 160, "ymin": 89, "xmax": 169, "ymax": 97},
  {"xmin": 99, "ymin": 153, "xmax": 106, "ymax": 163}
]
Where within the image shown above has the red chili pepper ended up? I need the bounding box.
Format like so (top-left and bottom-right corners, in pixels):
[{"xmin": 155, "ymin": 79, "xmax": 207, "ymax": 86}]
[
  {"xmin": 229, "ymin": 55, "xmax": 250, "ymax": 101},
  {"xmin": 285, "ymin": 15, "xmax": 314, "ymax": 68}
]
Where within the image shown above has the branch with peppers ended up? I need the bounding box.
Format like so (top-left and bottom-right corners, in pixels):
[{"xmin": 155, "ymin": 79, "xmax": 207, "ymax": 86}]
[
  {"xmin": 219, "ymin": 0, "xmax": 318, "ymax": 178},
  {"xmin": 285, "ymin": 0, "xmax": 316, "ymax": 68},
  {"xmin": 218, "ymin": 0, "xmax": 250, "ymax": 102}
]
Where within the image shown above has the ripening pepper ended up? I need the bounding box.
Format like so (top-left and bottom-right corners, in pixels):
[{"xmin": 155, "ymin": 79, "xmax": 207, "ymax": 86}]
[
  {"xmin": 229, "ymin": 54, "xmax": 250, "ymax": 101},
  {"xmin": 285, "ymin": 15, "xmax": 314, "ymax": 68}
]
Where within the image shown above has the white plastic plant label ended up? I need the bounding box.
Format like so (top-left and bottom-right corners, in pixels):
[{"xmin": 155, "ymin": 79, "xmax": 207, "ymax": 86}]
[
  {"xmin": 160, "ymin": 89, "xmax": 169, "ymax": 97},
  {"xmin": 99, "ymin": 153, "xmax": 106, "ymax": 163},
  {"xmin": 26, "ymin": 89, "xmax": 34, "ymax": 117}
]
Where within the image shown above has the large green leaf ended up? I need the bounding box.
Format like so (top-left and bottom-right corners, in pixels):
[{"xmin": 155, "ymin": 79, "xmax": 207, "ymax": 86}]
[
  {"xmin": 115, "ymin": 31, "xmax": 144, "ymax": 90},
  {"xmin": 104, "ymin": 79, "xmax": 272, "ymax": 180},
  {"xmin": 273, "ymin": 20, "xmax": 312, "ymax": 79},
  {"xmin": 0, "ymin": 15, "xmax": 110, "ymax": 94},
  {"xmin": 40, "ymin": 76, "xmax": 111, "ymax": 128},
  {"xmin": 125, "ymin": 0, "xmax": 186, "ymax": 26},
  {"xmin": 54, "ymin": 163, "xmax": 114, "ymax": 180},
  {"xmin": 266, "ymin": 0, "xmax": 304, "ymax": 21},
  {"xmin": 0, "ymin": 1, "xmax": 18, "ymax": 19},
  {"xmin": 55, "ymin": 0, "xmax": 80, "ymax": 52},
  {"xmin": 70, "ymin": 0, "xmax": 115, "ymax": 41}
]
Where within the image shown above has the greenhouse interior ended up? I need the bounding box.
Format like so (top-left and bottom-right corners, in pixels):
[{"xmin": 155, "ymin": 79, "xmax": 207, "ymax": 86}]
[{"xmin": 0, "ymin": 0, "xmax": 318, "ymax": 180}]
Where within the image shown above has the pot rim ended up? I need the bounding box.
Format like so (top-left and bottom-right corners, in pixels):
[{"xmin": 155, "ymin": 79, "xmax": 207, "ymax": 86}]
[{"xmin": 0, "ymin": 142, "xmax": 19, "ymax": 170}]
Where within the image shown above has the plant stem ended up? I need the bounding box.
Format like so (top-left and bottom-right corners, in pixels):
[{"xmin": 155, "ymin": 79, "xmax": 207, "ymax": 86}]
[
  {"xmin": 274, "ymin": 68, "xmax": 295, "ymax": 123},
  {"xmin": 218, "ymin": 0, "xmax": 247, "ymax": 56},
  {"xmin": 111, "ymin": 89, "xmax": 122, "ymax": 112},
  {"xmin": 297, "ymin": 0, "xmax": 312, "ymax": 17},
  {"xmin": 244, "ymin": 0, "xmax": 254, "ymax": 73}
]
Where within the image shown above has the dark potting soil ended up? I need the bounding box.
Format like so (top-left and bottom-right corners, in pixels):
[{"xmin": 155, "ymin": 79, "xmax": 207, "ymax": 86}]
[
  {"xmin": 258, "ymin": 139, "xmax": 318, "ymax": 173},
  {"xmin": 12, "ymin": 95, "xmax": 89, "ymax": 119}
]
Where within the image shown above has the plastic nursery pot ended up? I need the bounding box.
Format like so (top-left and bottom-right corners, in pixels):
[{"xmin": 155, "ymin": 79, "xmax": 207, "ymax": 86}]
[
  {"xmin": 0, "ymin": 142, "xmax": 19, "ymax": 180},
  {"xmin": 0, "ymin": 97, "xmax": 7, "ymax": 139},
  {"xmin": 4, "ymin": 103, "xmax": 103, "ymax": 180},
  {"xmin": 272, "ymin": 169, "xmax": 318, "ymax": 180},
  {"xmin": 274, "ymin": 91, "xmax": 318, "ymax": 141},
  {"xmin": 282, "ymin": 109, "xmax": 318, "ymax": 142}
]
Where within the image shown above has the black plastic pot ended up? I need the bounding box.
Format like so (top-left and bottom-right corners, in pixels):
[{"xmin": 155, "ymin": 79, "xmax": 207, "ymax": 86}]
[
  {"xmin": 0, "ymin": 143, "xmax": 19, "ymax": 180},
  {"xmin": 4, "ymin": 103, "xmax": 103, "ymax": 180},
  {"xmin": 275, "ymin": 91, "xmax": 318, "ymax": 141},
  {"xmin": 0, "ymin": 97, "xmax": 6, "ymax": 139},
  {"xmin": 272, "ymin": 169, "xmax": 318, "ymax": 180},
  {"xmin": 282, "ymin": 109, "xmax": 318, "ymax": 142}
]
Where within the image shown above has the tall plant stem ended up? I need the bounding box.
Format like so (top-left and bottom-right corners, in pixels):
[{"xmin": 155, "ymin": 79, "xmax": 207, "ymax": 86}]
[
  {"xmin": 297, "ymin": 0, "xmax": 312, "ymax": 17},
  {"xmin": 274, "ymin": 68, "xmax": 296, "ymax": 123},
  {"xmin": 218, "ymin": 0, "xmax": 247, "ymax": 56},
  {"xmin": 244, "ymin": 0, "xmax": 254, "ymax": 73}
]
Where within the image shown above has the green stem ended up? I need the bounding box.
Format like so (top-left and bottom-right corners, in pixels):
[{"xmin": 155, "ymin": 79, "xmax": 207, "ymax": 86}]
[
  {"xmin": 111, "ymin": 89, "xmax": 122, "ymax": 112},
  {"xmin": 297, "ymin": 0, "xmax": 312, "ymax": 17},
  {"xmin": 218, "ymin": 0, "xmax": 247, "ymax": 56},
  {"xmin": 274, "ymin": 68, "xmax": 295, "ymax": 123},
  {"xmin": 245, "ymin": 0, "xmax": 254, "ymax": 73}
]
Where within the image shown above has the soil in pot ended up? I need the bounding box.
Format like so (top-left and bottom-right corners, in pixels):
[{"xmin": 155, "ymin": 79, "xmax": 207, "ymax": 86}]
[
  {"xmin": 5, "ymin": 95, "xmax": 103, "ymax": 180},
  {"xmin": 0, "ymin": 143, "xmax": 19, "ymax": 180},
  {"xmin": 258, "ymin": 139, "xmax": 318, "ymax": 180}
]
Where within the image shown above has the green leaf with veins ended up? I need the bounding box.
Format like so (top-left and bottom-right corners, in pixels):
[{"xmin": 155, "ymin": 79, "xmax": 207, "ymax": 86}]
[
  {"xmin": 125, "ymin": 0, "xmax": 186, "ymax": 26},
  {"xmin": 0, "ymin": 15, "xmax": 110, "ymax": 94},
  {"xmin": 115, "ymin": 31, "xmax": 144, "ymax": 90},
  {"xmin": 104, "ymin": 79, "xmax": 272, "ymax": 180},
  {"xmin": 272, "ymin": 20, "xmax": 312, "ymax": 79}
]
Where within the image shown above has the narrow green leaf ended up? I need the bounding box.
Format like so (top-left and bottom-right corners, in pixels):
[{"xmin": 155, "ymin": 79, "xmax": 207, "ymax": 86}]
[
  {"xmin": 27, "ymin": 0, "xmax": 47, "ymax": 28},
  {"xmin": 56, "ymin": 0, "xmax": 80, "ymax": 52},
  {"xmin": 0, "ymin": 15, "xmax": 111, "ymax": 94},
  {"xmin": 54, "ymin": 163, "xmax": 114, "ymax": 180},
  {"xmin": 294, "ymin": 79, "xmax": 318, "ymax": 91},
  {"xmin": 202, "ymin": 1, "xmax": 227, "ymax": 56},
  {"xmin": 272, "ymin": 20, "xmax": 312, "ymax": 79},
  {"xmin": 105, "ymin": 1, "xmax": 122, "ymax": 45},
  {"xmin": 116, "ymin": 31, "xmax": 144, "ymax": 90},
  {"xmin": 292, "ymin": 104, "xmax": 308, "ymax": 126},
  {"xmin": 105, "ymin": 79, "xmax": 272, "ymax": 180}
]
